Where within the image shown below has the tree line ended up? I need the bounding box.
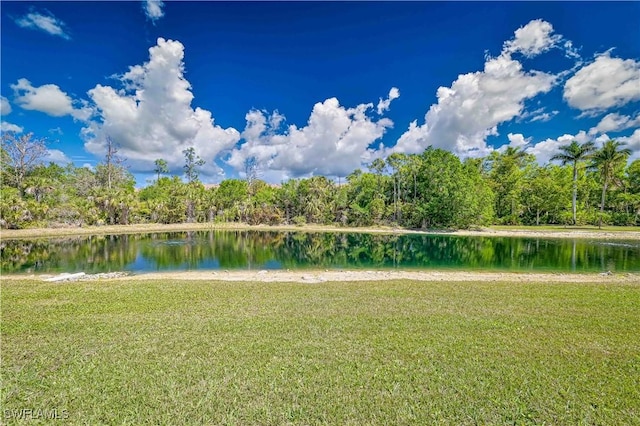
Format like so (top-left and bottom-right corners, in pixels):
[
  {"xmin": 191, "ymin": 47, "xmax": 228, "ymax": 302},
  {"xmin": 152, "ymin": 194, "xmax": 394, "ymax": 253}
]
[{"xmin": 1, "ymin": 131, "xmax": 638, "ymax": 230}]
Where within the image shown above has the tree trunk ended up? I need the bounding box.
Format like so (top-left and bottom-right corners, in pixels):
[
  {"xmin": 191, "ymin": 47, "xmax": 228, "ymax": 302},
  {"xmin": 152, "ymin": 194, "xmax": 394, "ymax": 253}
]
[
  {"xmin": 186, "ymin": 199, "xmax": 195, "ymax": 223},
  {"xmin": 572, "ymin": 162, "xmax": 578, "ymax": 225},
  {"xmin": 599, "ymin": 177, "xmax": 608, "ymax": 229},
  {"xmin": 393, "ymin": 177, "xmax": 398, "ymax": 222}
]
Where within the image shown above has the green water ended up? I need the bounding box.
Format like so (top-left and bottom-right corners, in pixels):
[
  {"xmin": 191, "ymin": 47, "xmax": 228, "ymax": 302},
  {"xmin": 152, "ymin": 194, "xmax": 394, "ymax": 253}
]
[{"xmin": 1, "ymin": 230, "xmax": 639, "ymax": 274}]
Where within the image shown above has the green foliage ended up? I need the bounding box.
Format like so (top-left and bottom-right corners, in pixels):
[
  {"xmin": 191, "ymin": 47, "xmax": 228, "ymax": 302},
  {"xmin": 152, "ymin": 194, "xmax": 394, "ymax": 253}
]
[
  {"xmin": 410, "ymin": 148, "xmax": 493, "ymax": 229},
  {"xmin": 215, "ymin": 179, "xmax": 248, "ymax": 222},
  {"xmin": 1, "ymin": 131, "xmax": 638, "ymax": 230},
  {"xmin": 153, "ymin": 158, "xmax": 169, "ymax": 181},
  {"xmin": 550, "ymin": 140, "xmax": 596, "ymax": 225},
  {"xmin": 486, "ymin": 147, "xmax": 533, "ymax": 225},
  {"xmin": 590, "ymin": 140, "xmax": 632, "ymax": 227},
  {"xmin": 520, "ymin": 165, "xmax": 571, "ymax": 225},
  {"xmin": 0, "ymin": 187, "xmax": 28, "ymax": 229},
  {"xmin": 183, "ymin": 147, "xmax": 205, "ymax": 183},
  {"xmin": 139, "ymin": 176, "xmax": 188, "ymax": 223}
]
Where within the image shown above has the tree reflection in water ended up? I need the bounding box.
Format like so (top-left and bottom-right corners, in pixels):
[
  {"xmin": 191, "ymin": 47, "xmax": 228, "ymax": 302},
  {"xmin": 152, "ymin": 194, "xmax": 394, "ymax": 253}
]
[{"xmin": 1, "ymin": 231, "xmax": 638, "ymax": 274}]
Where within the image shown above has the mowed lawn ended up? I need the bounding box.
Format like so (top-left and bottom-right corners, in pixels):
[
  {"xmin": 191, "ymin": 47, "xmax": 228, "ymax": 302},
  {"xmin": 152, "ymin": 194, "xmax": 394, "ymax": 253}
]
[{"xmin": 2, "ymin": 279, "xmax": 639, "ymax": 425}]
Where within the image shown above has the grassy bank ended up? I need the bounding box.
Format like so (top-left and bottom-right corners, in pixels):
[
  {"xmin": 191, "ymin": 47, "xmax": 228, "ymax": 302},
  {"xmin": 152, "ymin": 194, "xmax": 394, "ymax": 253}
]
[
  {"xmin": 1, "ymin": 222, "xmax": 639, "ymax": 240},
  {"xmin": 2, "ymin": 278, "xmax": 639, "ymax": 424}
]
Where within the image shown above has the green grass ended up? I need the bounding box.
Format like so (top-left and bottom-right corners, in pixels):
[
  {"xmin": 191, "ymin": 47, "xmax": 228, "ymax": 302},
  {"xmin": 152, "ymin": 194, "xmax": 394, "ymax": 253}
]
[{"xmin": 2, "ymin": 279, "xmax": 639, "ymax": 425}]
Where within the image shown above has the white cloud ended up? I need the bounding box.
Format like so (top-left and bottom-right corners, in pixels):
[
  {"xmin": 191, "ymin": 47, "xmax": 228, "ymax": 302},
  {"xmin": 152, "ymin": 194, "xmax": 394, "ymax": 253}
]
[
  {"xmin": 564, "ymin": 53, "xmax": 640, "ymax": 112},
  {"xmin": 495, "ymin": 133, "xmax": 531, "ymax": 154},
  {"xmin": 11, "ymin": 78, "xmax": 91, "ymax": 120},
  {"xmin": 505, "ymin": 133, "xmax": 530, "ymax": 149},
  {"xmin": 44, "ymin": 149, "xmax": 72, "ymax": 165},
  {"xmin": 503, "ymin": 19, "xmax": 561, "ymax": 58},
  {"xmin": 227, "ymin": 95, "xmax": 395, "ymax": 179},
  {"xmin": 83, "ymin": 37, "xmax": 240, "ymax": 178},
  {"xmin": 377, "ymin": 87, "xmax": 400, "ymax": 114},
  {"xmin": 1, "ymin": 122, "xmax": 24, "ymax": 133},
  {"xmin": 618, "ymin": 129, "xmax": 640, "ymax": 162},
  {"xmin": 517, "ymin": 107, "xmax": 559, "ymax": 123},
  {"xmin": 528, "ymin": 130, "xmax": 594, "ymax": 165},
  {"xmin": 392, "ymin": 54, "xmax": 556, "ymax": 158},
  {"xmin": 589, "ymin": 112, "xmax": 640, "ymax": 135},
  {"xmin": 143, "ymin": 0, "xmax": 165, "ymax": 23},
  {"xmin": 15, "ymin": 10, "xmax": 70, "ymax": 39},
  {"xmin": 0, "ymin": 96, "xmax": 12, "ymax": 115},
  {"xmin": 391, "ymin": 19, "xmax": 568, "ymax": 159},
  {"xmin": 530, "ymin": 110, "xmax": 558, "ymax": 123}
]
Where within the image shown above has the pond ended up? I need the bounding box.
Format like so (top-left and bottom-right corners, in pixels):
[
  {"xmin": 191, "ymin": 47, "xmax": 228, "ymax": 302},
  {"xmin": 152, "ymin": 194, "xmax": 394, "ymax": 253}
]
[{"xmin": 2, "ymin": 230, "xmax": 639, "ymax": 275}]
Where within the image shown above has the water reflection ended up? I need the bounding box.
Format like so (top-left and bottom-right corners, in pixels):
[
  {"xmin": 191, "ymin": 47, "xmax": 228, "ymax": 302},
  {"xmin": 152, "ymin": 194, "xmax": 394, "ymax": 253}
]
[{"xmin": 1, "ymin": 230, "xmax": 639, "ymax": 274}]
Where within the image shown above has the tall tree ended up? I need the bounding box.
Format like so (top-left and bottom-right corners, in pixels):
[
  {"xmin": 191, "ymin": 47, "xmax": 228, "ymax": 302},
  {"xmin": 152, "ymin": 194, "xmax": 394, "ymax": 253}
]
[
  {"xmin": 183, "ymin": 147, "xmax": 205, "ymax": 183},
  {"xmin": 99, "ymin": 136, "xmax": 127, "ymax": 190},
  {"xmin": 550, "ymin": 140, "xmax": 596, "ymax": 225},
  {"xmin": 368, "ymin": 158, "xmax": 387, "ymax": 198},
  {"xmin": 1, "ymin": 132, "xmax": 48, "ymax": 195},
  {"xmin": 387, "ymin": 153, "xmax": 406, "ymax": 223},
  {"xmin": 487, "ymin": 146, "xmax": 531, "ymax": 224},
  {"xmin": 154, "ymin": 159, "xmax": 169, "ymax": 181},
  {"xmin": 590, "ymin": 140, "xmax": 631, "ymax": 228}
]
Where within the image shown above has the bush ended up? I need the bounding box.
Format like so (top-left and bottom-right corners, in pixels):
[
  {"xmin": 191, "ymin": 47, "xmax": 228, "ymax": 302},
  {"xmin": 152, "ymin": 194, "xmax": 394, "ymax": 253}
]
[
  {"xmin": 611, "ymin": 212, "xmax": 638, "ymax": 226},
  {"xmin": 292, "ymin": 215, "xmax": 306, "ymax": 226}
]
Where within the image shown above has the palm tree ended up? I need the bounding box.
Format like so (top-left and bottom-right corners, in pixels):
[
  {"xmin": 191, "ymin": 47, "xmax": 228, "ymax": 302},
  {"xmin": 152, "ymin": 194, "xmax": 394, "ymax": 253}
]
[
  {"xmin": 24, "ymin": 175, "xmax": 55, "ymax": 202},
  {"xmin": 154, "ymin": 159, "xmax": 169, "ymax": 181},
  {"xmin": 550, "ymin": 140, "xmax": 596, "ymax": 225},
  {"xmin": 502, "ymin": 146, "xmax": 528, "ymax": 163},
  {"xmin": 590, "ymin": 140, "xmax": 631, "ymax": 228}
]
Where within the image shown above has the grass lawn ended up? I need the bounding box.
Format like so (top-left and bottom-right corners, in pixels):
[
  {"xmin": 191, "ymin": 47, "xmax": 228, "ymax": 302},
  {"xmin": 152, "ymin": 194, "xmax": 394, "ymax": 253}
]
[{"xmin": 2, "ymin": 278, "xmax": 639, "ymax": 425}]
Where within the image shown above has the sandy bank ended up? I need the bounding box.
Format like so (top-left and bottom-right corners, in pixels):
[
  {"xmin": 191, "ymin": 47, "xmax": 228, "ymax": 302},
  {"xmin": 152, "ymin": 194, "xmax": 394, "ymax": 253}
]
[
  {"xmin": 3, "ymin": 270, "xmax": 638, "ymax": 284},
  {"xmin": 2, "ymin": 222, "xmax": 640, "ymax": 240},
  {"xmin": 124, "ymin": 270, "xmax": 640, "ymax": 284}
]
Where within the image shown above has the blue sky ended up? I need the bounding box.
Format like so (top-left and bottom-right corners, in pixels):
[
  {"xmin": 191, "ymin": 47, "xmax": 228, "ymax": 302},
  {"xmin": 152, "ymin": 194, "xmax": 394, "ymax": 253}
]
[{"xmin": 1, "ymin": 1, "xmax": 639, "ymax": 185}]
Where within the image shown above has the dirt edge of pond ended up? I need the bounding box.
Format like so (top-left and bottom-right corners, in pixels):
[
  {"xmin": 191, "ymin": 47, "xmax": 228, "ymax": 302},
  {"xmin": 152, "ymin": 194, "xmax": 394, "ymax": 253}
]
[
  {"xmin": 2, "ymin": 223, "xmax": 640, "ymax": 240},
  {"xmin": 3, "ymin": 270, "xmax": 639, "ymax": 284}
]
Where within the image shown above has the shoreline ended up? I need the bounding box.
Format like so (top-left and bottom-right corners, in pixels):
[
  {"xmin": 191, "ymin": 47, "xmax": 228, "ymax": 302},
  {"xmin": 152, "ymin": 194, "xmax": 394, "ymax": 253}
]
[
  {"xmin": 2, "ymin": 222, "xmax": 640, "ymax": 240},
  {"xmin": 3, "ymin": 269, "xmax": 639, "ymax": 284}
]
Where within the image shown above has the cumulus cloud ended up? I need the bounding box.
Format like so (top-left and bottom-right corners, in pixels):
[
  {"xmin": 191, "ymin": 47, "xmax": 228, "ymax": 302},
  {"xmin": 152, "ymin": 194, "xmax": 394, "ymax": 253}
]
[
  {"xmin": 393, "ymin": 54, "xmax": 556, "ymax": 157},
  {"xmin": 143, "ymin": 0, "xmax": 165, "ymax": 23},
  {"xmin": 528, "ymin": 130, "xmax": 591, "ymax": 165},
  {"xmin": 11, "ymin": 78, "xmax": 91, "ymax": 120},
  {"xmin": 1, "ymin": 96, "xmax": 12, "ymax": 115},
  {"xmin": 227, "ymin": 95, "xmax": 395, "ymax": 179},
  {"xmin": 83, "ymin": 37, "xmax": 240, "ymax": 177},
  {"xmin": 618, "ymin": 129, "xmax": 640, "ymax": 162},
  {"xmin": 44, "ymin": 149, "xmax": 72, "ymax": 165},
  {"xmin": 503, "ymin": 19, "xmax": 561, "ymax": 58},
  {"xmin": 503, "ymin": 133, "xmax": 530, "ymax": 150},
  {"xmin": 517, "ymin": 107, "xmax": 559, "ymax": 123},
  {"xmin": 377, "ymin": 87, "xmax": 400, "ymax": 114},
  {"xmin": 390, "ymin": 19, "xmax": 577, "ymax": 159},
  {"xmin": 589, "ymin": 112, "xmax": 640, "ymax": 135},
  {"xmin": 530, "ymin": 109, "xmax": 559, "ymax": 123},
  {"xmin": 1, "ymin": 122, "xmax": 24, "ymax": 133},
  {"xmin": 15, "ymin": 9, "xmax": 70, "ymax": 39},
  {"xmin": 564, "ymin": 53, "xmax": 640, "ymax": 113}
]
